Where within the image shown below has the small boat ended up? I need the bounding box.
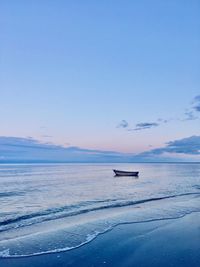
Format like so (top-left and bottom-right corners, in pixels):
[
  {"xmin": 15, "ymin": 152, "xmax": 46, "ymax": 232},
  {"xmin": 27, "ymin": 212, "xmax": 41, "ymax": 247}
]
[{"xmin": 113, "ymin": 169, "xmax": 139, "ymax": 177}]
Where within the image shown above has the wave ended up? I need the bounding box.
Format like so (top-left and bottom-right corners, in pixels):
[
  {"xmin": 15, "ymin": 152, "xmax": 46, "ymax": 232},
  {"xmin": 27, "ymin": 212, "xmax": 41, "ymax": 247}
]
[
  {"xmin": 1, "ymin": 191, "xmax": 199, "ymax": 231},
  {"xmin": 0, "ymin": 191, "xmax": 25, "ymax": 198},
  {"xmin": 1, "ymin": 210, "xmax": 200, "ymax": 259}
]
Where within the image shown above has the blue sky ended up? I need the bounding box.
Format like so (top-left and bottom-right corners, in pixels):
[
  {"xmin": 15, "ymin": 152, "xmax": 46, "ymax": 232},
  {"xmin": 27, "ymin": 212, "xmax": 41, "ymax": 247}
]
[{"xmin": 0, "ymin": 1, "xmax": 200, "ymax": 162}]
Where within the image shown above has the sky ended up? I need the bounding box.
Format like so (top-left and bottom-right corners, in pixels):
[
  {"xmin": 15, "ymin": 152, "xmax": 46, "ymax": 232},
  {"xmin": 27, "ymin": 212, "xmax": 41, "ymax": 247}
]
[{"xmin": 0, "ymin": 0, "xmax": 200, "ymax": 162}]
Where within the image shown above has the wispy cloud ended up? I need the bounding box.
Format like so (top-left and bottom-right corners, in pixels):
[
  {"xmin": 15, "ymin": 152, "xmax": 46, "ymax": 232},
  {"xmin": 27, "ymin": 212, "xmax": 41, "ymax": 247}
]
[
  {"xmin": 181, "ymin": 95, "xmax": 200, "ymax": 121},
  {"xmin": 183, "ymin": 111, "xmax": 198, "ymax": 121},
  {"xmin": 117, "ymin": 120, "xmax": 129, "ymax": 128},
  {"xmin": 117, "ymin": 95, "xmax": 200, "ymax": 133},
  {"xmin": 118, "ymin": 119, "xmax": 166, "ymax": 132},
  {"xmin": 41, "ymin": 135, "xmax": 53, "ymax": 138},
  {"xmin": 157, "ymin": 118, "xmax": 170, "ymax": 123},
  {"xmin": 192, "ymin": 95, "xmax": 200, "ymax": 112},
  {"xmin": 132, "ymin": 122, "xmax": 159, "ymax": 131}
]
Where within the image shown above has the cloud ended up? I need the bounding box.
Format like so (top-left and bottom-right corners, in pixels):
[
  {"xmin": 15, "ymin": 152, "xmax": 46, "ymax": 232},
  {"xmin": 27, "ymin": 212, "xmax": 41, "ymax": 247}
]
[
  {"xmin": 117, "ymin": 96, "xmax": 199, "ymax": 133},
  {"xmin": 179, "ymin": 95, "xmax": 200, "ymax": 121},
  {"xmin": 119, "ymin": 118, "xmax": 169, "ymax": 132},
  {"xmin": 117, "ymin": 120, "xmax": 129, "ymax": 128},
  {"xmin": 194, "ymin": 106, "xmax": 200, "ymax": 112},
  {"xmin": 166, "ymin": 136, "xmax": 200, "ymax": 155},
  {"xmin": 180, "ymin": 95, "xmax": 200, "ymax": 121},
  {"xmin": 0, "ymin": 136, "xmax": 199, "ymax": 163},
  {"xmin": 139, "ymin": 136, "xmax": 200, "ymax": 157},
  {"xmin": 193, "ymin": 95, "xmax": 200, "ymax": 112},
  {"xmin": 132, "ymin": 122, "xmax": 159, "ymax": 131},
  {"xmin": 157, "ymin": 118, "xmax": 169, "ymax": 123},
  {"xmin": 183, "ymin": 111, "xmax": 198, "ymax": 121},
  {"xmin": 0, "ymin": 136, "xmax": 134, "ymax": 163},
  {"xmin": 41, "ymin": 135, "xmax": 53, "ymax": 138}
]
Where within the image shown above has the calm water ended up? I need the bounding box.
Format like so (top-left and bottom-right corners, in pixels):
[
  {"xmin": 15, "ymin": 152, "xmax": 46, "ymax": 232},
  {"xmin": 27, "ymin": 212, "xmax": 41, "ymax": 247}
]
[{"xmin": 0, "ymin": 163, "xmax": 200, "ymax": 258}]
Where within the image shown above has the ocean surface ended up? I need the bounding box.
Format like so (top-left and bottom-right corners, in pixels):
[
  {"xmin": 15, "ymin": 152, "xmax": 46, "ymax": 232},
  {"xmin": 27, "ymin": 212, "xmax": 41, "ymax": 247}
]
[{"xmin": 0, "ymin": 163, "xmax": 200, "ymax": 258}]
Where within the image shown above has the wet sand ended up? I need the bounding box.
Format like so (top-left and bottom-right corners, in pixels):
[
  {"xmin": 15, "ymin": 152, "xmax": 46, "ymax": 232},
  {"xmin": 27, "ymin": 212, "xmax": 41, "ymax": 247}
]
[{"xmin": 1, "ymin": 212, "xmax": 200, "ymax": 267}]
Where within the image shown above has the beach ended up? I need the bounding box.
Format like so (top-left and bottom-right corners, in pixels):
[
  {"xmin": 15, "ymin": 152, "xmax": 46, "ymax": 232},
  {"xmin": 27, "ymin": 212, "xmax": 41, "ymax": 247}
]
[
  {"xmin": 1, "ymin": 0, "xmax": 199, "ymax": 265},
  {"xmin": 1, "ymin": 212, "xmax": 200, "ymax": 267},
  {"xmin": 0, "ymin": 163, "xmax": 200, "ymax": 267}
]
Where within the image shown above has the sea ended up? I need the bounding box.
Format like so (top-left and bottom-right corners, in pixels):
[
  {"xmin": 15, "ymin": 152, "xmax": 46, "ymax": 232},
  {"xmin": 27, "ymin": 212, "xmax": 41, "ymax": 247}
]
[{"xmin": 0, "ymin": 163, "xmax": 200, "ymax": 258}]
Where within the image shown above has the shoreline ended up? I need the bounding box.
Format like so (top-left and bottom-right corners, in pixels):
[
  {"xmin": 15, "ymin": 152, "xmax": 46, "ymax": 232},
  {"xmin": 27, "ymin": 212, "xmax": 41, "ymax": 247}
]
[{"xmin": 1, "ymin": 211, "xmax": 200, "ymax": 267}]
